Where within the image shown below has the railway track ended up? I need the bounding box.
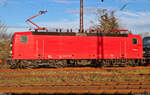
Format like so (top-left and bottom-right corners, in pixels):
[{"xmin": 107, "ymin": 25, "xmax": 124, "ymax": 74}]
[
  {"xmin": 0, "ymin": 82, "xmax": 150, "ymax": 94},
  {"xmin": 0, "ymin": 66, "xmax": 150, "ymax": 71},
  {"xmin": 0, "ymin": 67, "xmax": 149, "ymax": 94}
]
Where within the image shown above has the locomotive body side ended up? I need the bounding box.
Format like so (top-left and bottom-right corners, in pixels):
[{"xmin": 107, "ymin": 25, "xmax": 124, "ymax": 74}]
[{"xmin": 11, "ymin": 32, "xmax": 143, "ymax": 60}]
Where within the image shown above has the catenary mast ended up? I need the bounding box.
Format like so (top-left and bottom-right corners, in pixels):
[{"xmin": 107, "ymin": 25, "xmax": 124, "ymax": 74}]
[
  {"xmin": 79, "ymin": 0, "xmax": 104, "ymax": 33},
  {"xmin": 80, "ymin": 0, "xmax": 84, "ymax": 33}
]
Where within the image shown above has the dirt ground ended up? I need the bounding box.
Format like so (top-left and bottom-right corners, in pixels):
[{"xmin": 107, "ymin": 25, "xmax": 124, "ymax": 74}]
[{"xmin": 0, "ymin": 67, "xmax": 150, "ymax": 94}]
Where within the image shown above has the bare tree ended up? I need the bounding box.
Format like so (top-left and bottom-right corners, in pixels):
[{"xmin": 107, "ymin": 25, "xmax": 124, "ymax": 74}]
[
  {"xmin": 0, "ymin": 20, "xmax": 7, "ymax": 39},
  {"xmin": 0, "ymin": 20, "xmax": 10, "ymax": 60},
  {"xmin": 91, "ymin": 9, "xmax": 120, "ymax": 33},
  {"xmin": 0, "ymin": 0, "xmax": 10, "ymax": 60}
]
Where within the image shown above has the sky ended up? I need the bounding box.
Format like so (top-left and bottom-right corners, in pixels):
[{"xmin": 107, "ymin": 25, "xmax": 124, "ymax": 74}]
[{"xmin": 0, "ymin": 0, "xmax": 150, "ymax": 34}]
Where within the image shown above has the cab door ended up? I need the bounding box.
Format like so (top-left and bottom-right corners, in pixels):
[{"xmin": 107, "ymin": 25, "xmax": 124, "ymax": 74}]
[
  {"xmin": 132, "ymin": 38, "xmax": 139, "ymax": 51},
  {"xmin": 131, "ymin": 37, "xmax": 139, "ymax": 58},
  {"xmin": 120, "ymin": 37, "xmax": 126, "ymax": 58},
  {"xmin": 36, "ymin": 39, "xmax": 45, "ymax": 58}
]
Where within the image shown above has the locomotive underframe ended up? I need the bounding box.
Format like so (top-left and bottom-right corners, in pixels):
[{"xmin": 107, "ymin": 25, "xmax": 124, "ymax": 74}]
[{"xmin": 8, "ymin": 59, "xmax": 146, "ymax": 69}]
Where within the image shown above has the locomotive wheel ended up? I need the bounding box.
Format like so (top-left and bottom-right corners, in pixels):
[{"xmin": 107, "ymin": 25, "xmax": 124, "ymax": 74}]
[
  {"xmin": 91, "ymin": 60, "xmax": 105, "ymax": 67},
  {"xmin": 16, "ymin": 60, "xmax": 27, "ymax": 69},
  {"xmin": 91, "ymin": 59, "xmax": 98, "ymax": 67},
  {"xmin": 29, "ymin": 60, "xmax": 39, "ymax": 68},
  {"xmin": 130, "ymin": 60, "xmax": 137, "ymax": 67},
  {"xmin": 67, "ymin": 60, "xmax": 77, "ymax": 67},
  {"xmin": 9, "ymin": 60, "xmax": 37, "ymax": 69},
  {"xmin": 142, "ymin": 59, "xmax": 147, "ymax": 66},
  {"xmin": 9, "ymin": 60, "xmax": 20, "ymax": 69},
  {"xmin": 98, "ymin": 60, "xmax": 105, "ymax": 67},
  {"xmin": 53, "ymin": 60, "xmax": 67, "ymax": 68}
]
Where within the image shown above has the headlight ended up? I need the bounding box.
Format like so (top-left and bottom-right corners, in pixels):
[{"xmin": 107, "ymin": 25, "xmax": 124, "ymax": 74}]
[
  {"xmin": 9, "ymin": 51, "xmax": 12, "ymax": 54},
  {"xmin": 10, "ymin": 44, "xmax": 12, "ymax": 47}
]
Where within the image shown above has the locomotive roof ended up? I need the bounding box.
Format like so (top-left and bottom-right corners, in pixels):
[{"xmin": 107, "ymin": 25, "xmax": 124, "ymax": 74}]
[
  {"xmin": 32, "ymin": 32, "xmax": 129, "ymax": 37},
  {"xmin": 15, "ymin": 31, "xmax": 129, "ymax": 37}
]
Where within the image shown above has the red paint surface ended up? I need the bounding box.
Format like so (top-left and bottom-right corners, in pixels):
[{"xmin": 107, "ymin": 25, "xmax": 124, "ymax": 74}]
[{"xmin": 12, "ymin": 32, "xmax": 143, "ymax": 60}]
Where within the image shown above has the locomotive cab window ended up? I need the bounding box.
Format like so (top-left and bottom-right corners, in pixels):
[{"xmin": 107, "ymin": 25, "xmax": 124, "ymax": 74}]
[
  {"xmin": 132, "ymin": 38, "xmax": 138, "ymax": 45},
  {"xmin": 20, "ymin": 35, "xmax": 28, "ymax": 43}
]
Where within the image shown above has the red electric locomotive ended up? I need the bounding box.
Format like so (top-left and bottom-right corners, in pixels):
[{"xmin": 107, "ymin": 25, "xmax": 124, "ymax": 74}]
[
  {"xmin": 9, "ymin": 30, "xmax": 145, "ymax": 68},
  {"xmin": 8, "ymin": 11, "xmax": 146, "ymax": 68}
]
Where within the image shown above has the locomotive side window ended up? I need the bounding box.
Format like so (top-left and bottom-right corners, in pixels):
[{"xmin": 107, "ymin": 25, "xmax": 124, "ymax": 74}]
[
  {"xmin": 132, "ymin": 38, "xmax": 138, "ymax": 45},
  {"xmin": 20, "ymin": 36, "xmax": 28, "ymax": 43}
]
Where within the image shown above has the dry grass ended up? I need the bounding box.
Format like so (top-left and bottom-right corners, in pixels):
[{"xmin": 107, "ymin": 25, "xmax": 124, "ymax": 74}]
[
  {"xmin": 0, "ymin": 39, "xmax": 10, "ymax": 60},
  {"xmin": 0, "ymin": 68, "xmax": 150, "ymax": 84}
]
